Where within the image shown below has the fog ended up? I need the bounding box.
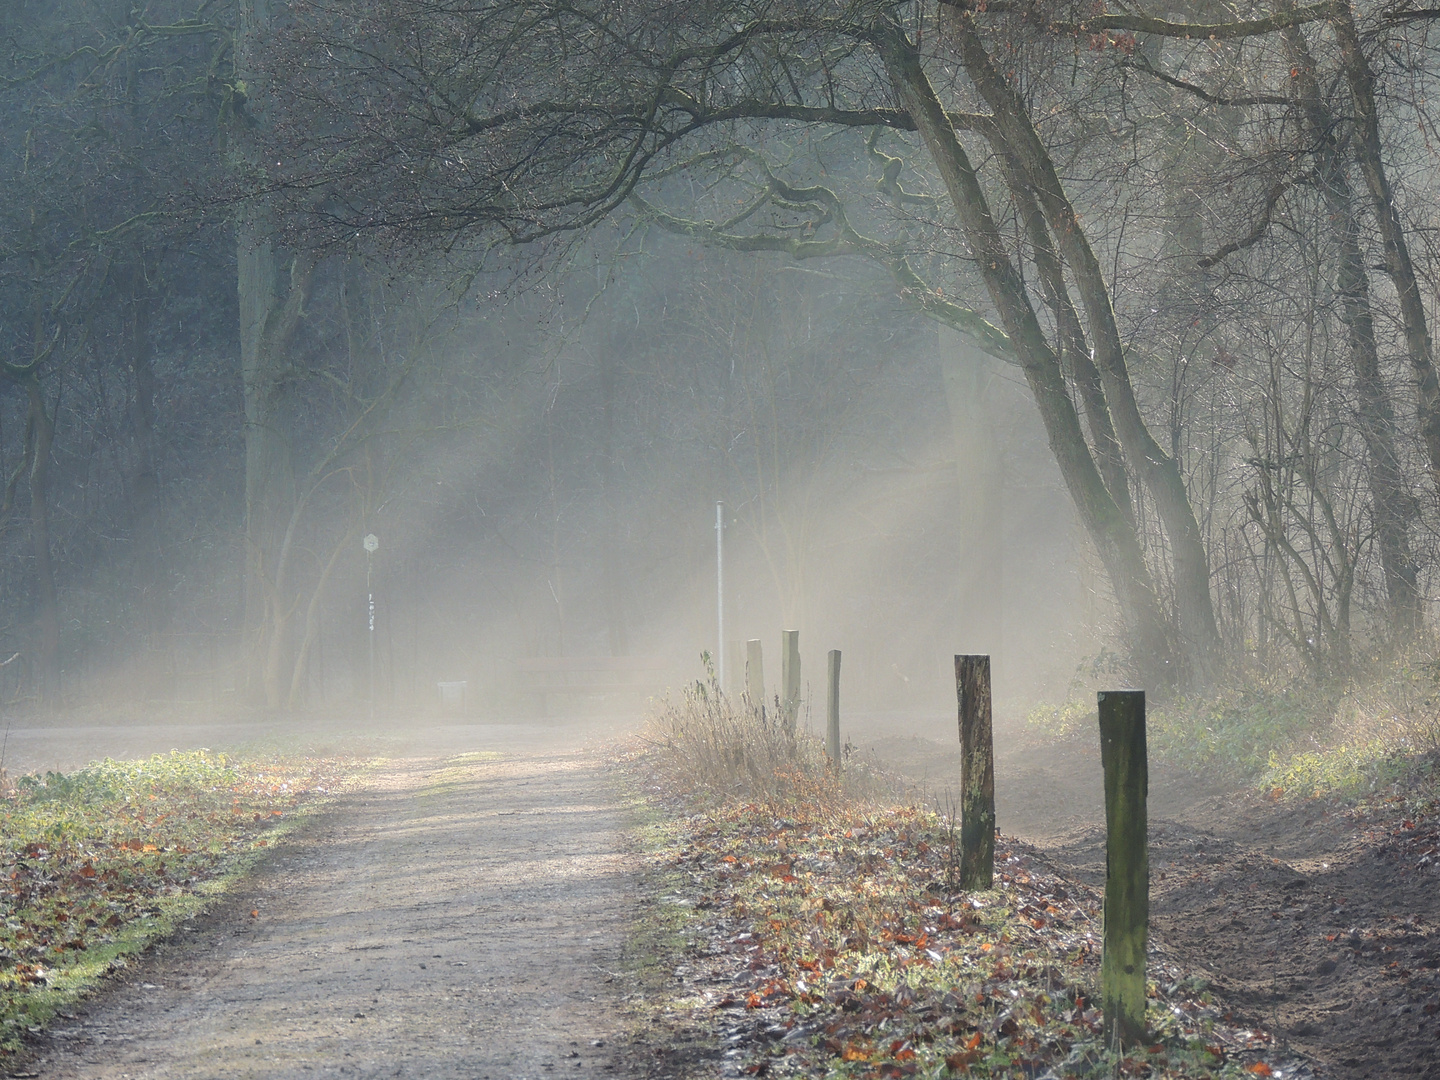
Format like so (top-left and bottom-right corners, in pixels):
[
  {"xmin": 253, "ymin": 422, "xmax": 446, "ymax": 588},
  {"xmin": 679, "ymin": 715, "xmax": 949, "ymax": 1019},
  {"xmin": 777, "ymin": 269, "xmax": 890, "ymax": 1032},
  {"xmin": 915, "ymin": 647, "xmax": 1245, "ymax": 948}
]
[
  {"xmin": 0, "ymin": 233, "xmax": 1100, "ymax": 743},
  {"xmin": 6, "ymin": 0, "xmax": 1440, "ymax": 764}
]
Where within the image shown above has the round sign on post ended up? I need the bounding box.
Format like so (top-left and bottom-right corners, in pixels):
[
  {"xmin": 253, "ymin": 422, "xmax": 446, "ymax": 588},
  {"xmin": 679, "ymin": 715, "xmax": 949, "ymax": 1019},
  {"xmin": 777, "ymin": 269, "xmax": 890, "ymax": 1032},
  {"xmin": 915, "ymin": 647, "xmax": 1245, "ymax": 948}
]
[{"xmin": 363, "ymin": 533, "xmax": 378, "ymax": 719}]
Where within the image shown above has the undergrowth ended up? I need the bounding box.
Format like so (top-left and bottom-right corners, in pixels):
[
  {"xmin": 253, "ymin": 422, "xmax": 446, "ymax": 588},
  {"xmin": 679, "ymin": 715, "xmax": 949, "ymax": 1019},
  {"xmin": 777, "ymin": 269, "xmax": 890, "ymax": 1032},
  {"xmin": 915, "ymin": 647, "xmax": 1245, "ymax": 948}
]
[
  {"xmin": 1028, "ymin": 646, "xmax": 1440, "ymax": 801},
  {"xmin": 0, "ymin": 749, "xmax": 369, "ymax": 1053},
  {"xmin": 641, "ymin": 664, "xmax": 902, "ymax": 812},
  {"xmin": 625, "ymin": 662, "xmax": 1291, "ymax": 1078}
]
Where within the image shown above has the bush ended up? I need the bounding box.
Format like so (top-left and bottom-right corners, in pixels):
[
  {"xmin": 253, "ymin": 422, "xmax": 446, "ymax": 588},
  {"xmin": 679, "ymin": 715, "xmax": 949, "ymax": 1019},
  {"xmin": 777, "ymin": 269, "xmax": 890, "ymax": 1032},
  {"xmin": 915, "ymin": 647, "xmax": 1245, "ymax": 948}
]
[{"xmin": 1028, "ymin": 644, "xmax": 1440, "ymax": 799}]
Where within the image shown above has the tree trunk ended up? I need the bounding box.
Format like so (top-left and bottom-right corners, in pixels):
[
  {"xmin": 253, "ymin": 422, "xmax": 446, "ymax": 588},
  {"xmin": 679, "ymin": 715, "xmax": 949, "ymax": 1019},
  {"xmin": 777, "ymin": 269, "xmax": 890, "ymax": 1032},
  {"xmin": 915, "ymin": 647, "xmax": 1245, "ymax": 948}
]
[
  {"xmin": 235, "ymin": 0, "xmax": 317, "ymax": 704},
  {"xmin": 598, "ymin": 339, "xmax": 629, "ymax": 656},
  {"xmin": 940, "ymin": 349, "xmax": 1004, "ymax": 655},
  {"xmin": 287, "ymin": 523, "xmax": 355, "ymax": 707},
  {"xmin": 24, "ymin": 378, "xmax": 60, "ymax": 709},
  {"xmin": 1003, "ymin": 168, "xmax": 1134, "ymax": 525},
  {"xmin": 948, "ymin": 14, "xmax": 1221, "ymax": 684},
  {"xmin": 126, "ymin": 264, "xmax": 167, "ymax": 645},
  {"xmin": 1284, "ymin": 26, "xmax": 1422, "ymax": 637},
  {"xmin": 238, "ymin": 221, "xmax": 314, "ymax": 704},
  {"xmin": 1331, "ymin": 4, "xmax": 1440, "ymax": 495},
  {"xmin": 876, "ymin": 22, "xmax": 1177, "ymax": 687}
]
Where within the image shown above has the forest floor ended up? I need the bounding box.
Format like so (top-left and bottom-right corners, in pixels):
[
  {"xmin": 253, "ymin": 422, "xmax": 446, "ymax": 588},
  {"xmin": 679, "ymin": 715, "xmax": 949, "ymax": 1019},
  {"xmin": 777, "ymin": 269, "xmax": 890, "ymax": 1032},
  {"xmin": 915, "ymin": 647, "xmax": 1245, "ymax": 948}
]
[
  {"xmin": 0, "ymin": 709, "xmax": 1434, "ymax": 1079},
  {"xmin": 836, "ymin": 725, "xmax": 1439, "ymax": 1078}
]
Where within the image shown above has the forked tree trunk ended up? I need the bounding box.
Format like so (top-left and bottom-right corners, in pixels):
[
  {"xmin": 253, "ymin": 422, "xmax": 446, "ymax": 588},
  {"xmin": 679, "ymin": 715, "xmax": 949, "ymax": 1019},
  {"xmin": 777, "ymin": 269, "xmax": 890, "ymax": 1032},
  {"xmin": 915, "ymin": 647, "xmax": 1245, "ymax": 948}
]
[
  {"xmin": 238, "ymin": 228, "xmax": 314, "ymax": 705},
  {"xmin": 948, "ymin": 15, "xmax": 1221, "ymax": 683},
  {"xmin": 288, "ymin": 523, "xmax": 356, "ymax": 707},
  {"xmin": 1332, "ymin": 5, "xmax": 1440, "ymax": 500},
  {"xmin": 876, "ymin": 23, "xmax": 1177, "ymax": 686},
  {"xmin": 1002, "ymin": 166, "xmax": 1134, "ymax": 527},
  {"xmin": 236, "ymin": 0, "xmax": 317, "ymax": 705}
]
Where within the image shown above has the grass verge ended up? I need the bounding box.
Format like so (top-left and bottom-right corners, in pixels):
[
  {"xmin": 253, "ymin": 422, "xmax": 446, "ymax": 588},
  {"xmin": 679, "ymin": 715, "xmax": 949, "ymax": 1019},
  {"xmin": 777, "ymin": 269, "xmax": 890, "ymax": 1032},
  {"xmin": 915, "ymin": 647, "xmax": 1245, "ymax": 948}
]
[
  {"xmin": 1027, "ymin": 648, "xmax": 1440, "ymax": 802},
  {"xmin": 620, "ymin": 675, "xmax": 1296, "ymax": 1079},
  {"xmin": 0, "ymin": 748, "xmax": 373, "ymax": 1054}
]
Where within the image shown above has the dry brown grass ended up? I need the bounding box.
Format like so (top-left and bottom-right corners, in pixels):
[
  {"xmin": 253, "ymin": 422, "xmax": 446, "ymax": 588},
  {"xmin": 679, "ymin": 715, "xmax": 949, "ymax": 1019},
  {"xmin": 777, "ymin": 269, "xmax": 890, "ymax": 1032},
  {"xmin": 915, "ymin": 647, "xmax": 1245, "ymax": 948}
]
[{"xmin": 638, "ymin": 672, "xmax": 902, "ymax": 812}]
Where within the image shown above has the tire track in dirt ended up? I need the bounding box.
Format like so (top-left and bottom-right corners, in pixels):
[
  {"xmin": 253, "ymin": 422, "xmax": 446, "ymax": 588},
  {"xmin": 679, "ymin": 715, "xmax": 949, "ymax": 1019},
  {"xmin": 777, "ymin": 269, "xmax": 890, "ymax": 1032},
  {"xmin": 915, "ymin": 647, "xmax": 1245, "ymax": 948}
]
[{"xmin": 21, "ymin": 749, "xmax": 641, "ymax": 1080}]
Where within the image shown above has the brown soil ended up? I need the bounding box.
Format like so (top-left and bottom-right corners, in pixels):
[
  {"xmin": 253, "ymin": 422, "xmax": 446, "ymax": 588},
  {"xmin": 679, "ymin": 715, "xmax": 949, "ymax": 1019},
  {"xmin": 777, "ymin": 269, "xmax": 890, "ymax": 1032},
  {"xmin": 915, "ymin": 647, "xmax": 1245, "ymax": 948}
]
[
  {"xmin": 866, "ymin": 728, "xmax": 1440, "ymax": 1080},
  {"xmin": 6, "ymin": 726, "xmax": 648, "ymax": 1080}
]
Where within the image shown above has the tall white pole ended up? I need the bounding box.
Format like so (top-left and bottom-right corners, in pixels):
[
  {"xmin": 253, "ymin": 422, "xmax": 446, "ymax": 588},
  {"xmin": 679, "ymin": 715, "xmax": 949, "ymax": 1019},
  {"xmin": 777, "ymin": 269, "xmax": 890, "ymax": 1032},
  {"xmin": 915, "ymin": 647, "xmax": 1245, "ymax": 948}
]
[
  {"xmin": 367, "ymin": 556, "xmax": 375, "ymax": 721},
  {"xmin": 363, "ymin": 533, "xmax": 379, "ymax": 720},
  {"xmin": 715, "ymin": 500, "xmax": 725, "ymax": 688}
]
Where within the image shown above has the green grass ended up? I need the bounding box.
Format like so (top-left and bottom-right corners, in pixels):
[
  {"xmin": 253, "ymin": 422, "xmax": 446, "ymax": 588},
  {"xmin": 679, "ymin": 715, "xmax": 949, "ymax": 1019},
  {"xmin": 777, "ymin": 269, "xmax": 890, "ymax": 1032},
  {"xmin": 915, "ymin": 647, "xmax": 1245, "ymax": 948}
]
[
  {"xmin": 0, "ymin": 749, "xmax": 372, "ymax": 1052},
  {"xmin": 1025, "ymin": 658, "xmax": 1435, "ymax": 801}
]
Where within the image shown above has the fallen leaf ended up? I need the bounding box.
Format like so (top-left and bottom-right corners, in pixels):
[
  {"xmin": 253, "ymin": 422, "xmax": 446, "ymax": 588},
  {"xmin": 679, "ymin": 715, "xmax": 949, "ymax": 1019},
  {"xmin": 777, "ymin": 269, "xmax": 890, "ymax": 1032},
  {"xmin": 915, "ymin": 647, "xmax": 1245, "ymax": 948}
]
[{"xmin": 944, "ymin": 1049, "xmax": 978, "ymax": 1073}]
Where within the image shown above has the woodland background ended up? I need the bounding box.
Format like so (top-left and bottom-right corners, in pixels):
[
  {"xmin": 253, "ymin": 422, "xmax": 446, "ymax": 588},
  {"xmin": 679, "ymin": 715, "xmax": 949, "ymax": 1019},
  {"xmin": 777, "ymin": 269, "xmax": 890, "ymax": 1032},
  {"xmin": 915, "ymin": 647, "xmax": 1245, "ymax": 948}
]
[{"xmin": 4, "ymin": 0, "xmax": 1440, "ymax": 720}]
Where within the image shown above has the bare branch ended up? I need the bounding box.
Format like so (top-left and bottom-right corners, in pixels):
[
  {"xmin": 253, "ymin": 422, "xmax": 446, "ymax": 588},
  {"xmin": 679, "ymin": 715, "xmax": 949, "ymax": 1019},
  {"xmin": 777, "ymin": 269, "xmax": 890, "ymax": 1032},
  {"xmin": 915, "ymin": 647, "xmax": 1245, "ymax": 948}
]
[
  {"xmin": 1197, "ymin": 181, "xmax": 1290, "ymax": 268},
  {"xmin": 1127, "ymin": 56, "xmax": 1293, "ymax": 107},
  {"xmin": 1041, "ymin": 1, "xmax": 1340, "ymax": 38}
]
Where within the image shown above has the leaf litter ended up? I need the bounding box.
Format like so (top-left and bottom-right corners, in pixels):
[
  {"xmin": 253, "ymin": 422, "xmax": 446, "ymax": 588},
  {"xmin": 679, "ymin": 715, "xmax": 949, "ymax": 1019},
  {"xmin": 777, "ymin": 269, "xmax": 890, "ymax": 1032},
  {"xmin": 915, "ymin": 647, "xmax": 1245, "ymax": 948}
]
[
  {"xmin": 622, "ymin": 740, "xmax": 1314, "ymax": 1079},
  {"xmin": 0, "ymin": 749, "xmax": 365, "ymax": 1053}
]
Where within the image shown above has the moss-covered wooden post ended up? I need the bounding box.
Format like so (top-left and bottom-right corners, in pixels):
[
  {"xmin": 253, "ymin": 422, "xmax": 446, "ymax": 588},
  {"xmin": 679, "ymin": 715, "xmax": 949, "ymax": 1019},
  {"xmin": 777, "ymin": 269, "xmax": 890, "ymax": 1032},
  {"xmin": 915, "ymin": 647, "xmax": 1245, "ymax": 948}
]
[
  {"xmin": 1098, "ymin": 689, "xmax": 1148, "ymax": 1050},
  {"xmin": 826, "ymin": 649, "xmax": 841, "ymax": 769},
  {"xmin": 746, "ymin": 639, "xmax": 765, "ymax": 722},
  {"xmin": 781, "ymin": 629, "xmax": 801, "ymax": 733},
  {"xmin": 955, "ymin": 655, "xmax": 994, "ymax": 890}
]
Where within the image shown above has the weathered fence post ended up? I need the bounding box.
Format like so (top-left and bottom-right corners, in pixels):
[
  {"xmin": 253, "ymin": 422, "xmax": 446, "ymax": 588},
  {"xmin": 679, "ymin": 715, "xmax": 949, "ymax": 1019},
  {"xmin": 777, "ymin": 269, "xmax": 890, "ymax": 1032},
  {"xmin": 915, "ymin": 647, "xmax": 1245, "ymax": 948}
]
[
  {"xmin": 1098, "ymin": 689, "xmax": 1148, "ymax": 1050},
  {"xmin": 781, "ymin": 629, "xmax": 801, "ymax": 732},
  {"xmin": 954, "ymin": 655, "xmax": 995, "ymax": 890},
  {"xmin": 746, "ymin": 639, "xmax": 765, "ymax": 721},
  {"xmin": 826, "ymin": 649, "xmax": 841, "ymax": 769}
]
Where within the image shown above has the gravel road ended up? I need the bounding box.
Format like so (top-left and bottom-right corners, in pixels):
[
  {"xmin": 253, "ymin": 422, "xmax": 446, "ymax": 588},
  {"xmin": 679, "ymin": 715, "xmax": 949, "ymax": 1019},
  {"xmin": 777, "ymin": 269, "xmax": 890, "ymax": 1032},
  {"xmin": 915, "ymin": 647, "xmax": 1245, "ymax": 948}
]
[{"xmin": 11, "ymin": 718, "xmax": 643, "ymax": 1080}]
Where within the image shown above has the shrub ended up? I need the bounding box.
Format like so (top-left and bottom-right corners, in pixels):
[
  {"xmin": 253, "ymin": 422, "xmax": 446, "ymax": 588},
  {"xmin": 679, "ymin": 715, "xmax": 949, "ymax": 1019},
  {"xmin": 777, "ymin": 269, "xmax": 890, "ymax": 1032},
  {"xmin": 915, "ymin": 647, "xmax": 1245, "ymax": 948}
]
[{"xmin": 639, "ymin": 660, "xmax": 900, "ymax": 812}]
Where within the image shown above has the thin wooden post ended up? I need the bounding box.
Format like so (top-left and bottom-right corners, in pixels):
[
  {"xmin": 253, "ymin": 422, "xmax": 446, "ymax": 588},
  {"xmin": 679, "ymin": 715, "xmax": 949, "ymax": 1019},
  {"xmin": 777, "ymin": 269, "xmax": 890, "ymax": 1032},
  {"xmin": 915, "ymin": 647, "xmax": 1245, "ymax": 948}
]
[
  {"xmin": 745, "ymin": 639, "xmax": 765, "ymax": 721},
  {"xmin": 1098, "ymin": 689, "xmax": 1148, "ymax": 1050},
  {"xmin": 826, "ymin": 650, "xmax": 841, "ymax": 769},
  {"xmin": 954, "ymin": 655, "xmax": 995, "ymax": 890},
  {"xmin": 780, "ymin": 629, "xmax": 801, "ymax": 733}
]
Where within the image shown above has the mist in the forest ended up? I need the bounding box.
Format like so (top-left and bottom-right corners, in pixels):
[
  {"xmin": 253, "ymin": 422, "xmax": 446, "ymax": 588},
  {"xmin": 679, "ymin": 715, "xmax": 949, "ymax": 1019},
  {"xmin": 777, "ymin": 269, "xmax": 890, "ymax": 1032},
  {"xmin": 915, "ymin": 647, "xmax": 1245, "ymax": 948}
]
[{"xmin": 0, "ymin": 235, "xmax": 1097, "ymax": 729}]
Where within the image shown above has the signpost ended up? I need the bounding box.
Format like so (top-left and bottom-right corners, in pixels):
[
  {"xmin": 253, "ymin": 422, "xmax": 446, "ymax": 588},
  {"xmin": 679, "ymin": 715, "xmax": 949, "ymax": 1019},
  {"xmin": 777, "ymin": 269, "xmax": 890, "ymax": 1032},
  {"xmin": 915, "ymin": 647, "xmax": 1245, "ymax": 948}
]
[
  {"xmin": 715, "ymin": 501, "xmax": 725, "ymax": 689},
  {"xmin": 364, "ymin": 533, "xmax": 378, "ymax": 719}
]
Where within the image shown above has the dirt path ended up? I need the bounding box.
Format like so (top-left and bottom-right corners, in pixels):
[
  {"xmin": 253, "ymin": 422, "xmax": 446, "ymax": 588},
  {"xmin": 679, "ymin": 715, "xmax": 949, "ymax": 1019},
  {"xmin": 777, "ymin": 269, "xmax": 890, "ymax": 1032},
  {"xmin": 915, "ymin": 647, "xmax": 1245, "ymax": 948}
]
[
  {"xmin": 9, "ymin": 707, "xmax": 1437, "ymax": 1079},
  {"xmin": 1043, "ymin": 793, "xmax": 1440, "ymax": 1080},
  {"xmin": 20, "ymin": 745, "xmax": 642, "ymax": 1080}
]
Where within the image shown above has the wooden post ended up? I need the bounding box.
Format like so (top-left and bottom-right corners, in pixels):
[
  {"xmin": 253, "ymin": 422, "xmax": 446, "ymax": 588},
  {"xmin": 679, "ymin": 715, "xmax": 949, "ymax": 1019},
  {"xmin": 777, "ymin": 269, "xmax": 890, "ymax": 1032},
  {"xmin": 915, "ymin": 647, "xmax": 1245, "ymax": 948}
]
[
  {"xmin": 826, "ymin": 649, "xmax": 841, "ymax": 769},
  {"xmin": 954, "ymin": 655, "xmax": 995, "ymax": 890},
  {"xmin": 781, "ymin": 629, "xmax": 801, "ymax": 733},
  {"xmin": 1098, "ymin": 689, "xmax": 1148, "ymax": 1050},
  {"xmin": 745, "ymin": 639, "xmax": 765, "ymax": 722}
]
